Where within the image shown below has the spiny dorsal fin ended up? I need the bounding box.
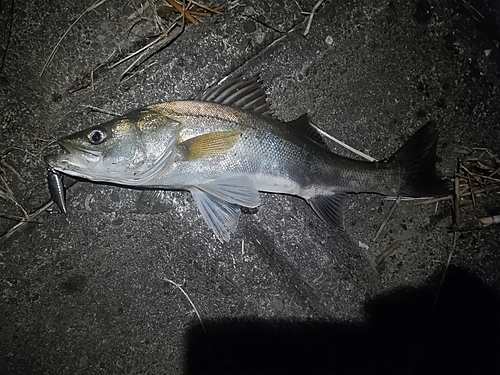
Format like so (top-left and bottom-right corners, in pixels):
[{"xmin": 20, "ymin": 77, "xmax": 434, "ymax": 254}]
[
  {"xmin": 287, "ymin": 114, "xmax": 329, "ymax": 149},
  {"xmin": 198, "ymin": 75, "xmax": 272, "ymax": 116},
  {"xmin": 179, "ymin": 130, "xmax": 242, "ymax": 160}
]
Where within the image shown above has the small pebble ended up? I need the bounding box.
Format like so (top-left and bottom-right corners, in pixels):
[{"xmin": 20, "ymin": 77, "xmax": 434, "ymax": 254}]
[
  {"xmin": 243, "ymin": 19, "xmax": 256, "ymax": 33},
  {"xmin": 271, "ymin": 297, "xmax": 284, "ymax": 312},
  {"xmin": 79, "ymin": 355, "xmax": 88, "ymax": 368}
]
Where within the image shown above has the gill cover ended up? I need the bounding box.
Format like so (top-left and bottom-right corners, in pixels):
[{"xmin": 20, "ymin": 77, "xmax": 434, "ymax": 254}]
[{"xmin": 45, "ymin": 108, "xmax": 181, "ymax": 184}]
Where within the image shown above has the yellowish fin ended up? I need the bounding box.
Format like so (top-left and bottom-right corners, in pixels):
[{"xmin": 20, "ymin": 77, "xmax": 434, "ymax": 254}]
[{"xmin": 180, "ymin": 130, "xmax": 242, "ymax": 160}]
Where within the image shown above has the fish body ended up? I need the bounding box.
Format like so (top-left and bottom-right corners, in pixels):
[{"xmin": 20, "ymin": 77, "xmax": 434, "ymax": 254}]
[{"xmin": 45, "ymin": 77, "xmax": 444, "ymax": 241}]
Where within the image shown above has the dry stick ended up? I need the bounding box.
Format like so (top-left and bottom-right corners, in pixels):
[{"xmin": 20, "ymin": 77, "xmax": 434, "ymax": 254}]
[
  {"xmin": 431, "ymin": 231, "xmax": 458, "ymax": 319},
  {"xmin": 410, "ymin": 196, "xmax": 453, "ymax": 205},
  {"xmin": 185, "ymin": 10, "xmax": 214, "ymax": 17},
  {"xmin": 476, "ymin": 174, "xmax": 500, "ymax": 183},
  {"xmin": 120, "ymin": 61, "xmax": 158, "ymax": 84},
  {"xmin": 127, "ymin": 0, "xmax": 150, "ymax": 20},
  {"xmin": 40, "ymin": 0, "xmax": 108, "ymax": 77},
  {"xmin": 488, "ymin": 166, "xmax": 500, "ymax": 178},
  {"xmin": 164, "ymin": 278, "xmax": 207, "ymax": 334},
  {"xmin": 460, "ymin": 164, "xmax": 484, "ymax": 185},
  {"xmin": 311, "ymin": 124, "xmax": 376, "ymax": 161},
  {"xmin": 109, "ymin": 34, "xmax": 164, "ymax": 70},
  {"xmin": 1, "ymin": 156, "xmax": 26, "ymax": 183},
  {"xmin": 0, "ymin": 212, "xmax": 32, "ymax": 222},
  {"xmin": 376, "ymin": 240, "xmax": 401, "ymax": 264},
  {"xmin": 120, "ymin": 22, "xmax": 182, "ymax": 80},
  {"xmin": 478, "ymin": 215, "xmax": 500, "ymax": 228},
  {"xmin": 373, "ymin": 196, "xmax": 401, "ymax": 241},
  {"xmin": 166, "ymin": 0, "xmax": 198, "ymax": 25},
  {"xmin": 303, "ymin": 0, "xmax": 325, "ymax": 36},
  {"xmin": 0, "ymin": 200, "xmax": 55, "ymax": 241},
  {"xmin": 113, "ymin": 9, "xmax": 184, "ymax": 77},
  {"xmin": 0, "ymin": 175, "xmax": 28, "ymax": 218},
  {"xmin": 189, "ymin": 0, "xmax": 221, "ymax": 14},
  {"xmin": 79, "ymin": 105, "xmax": 121, "ymax": 117},
  {"xmin": 453, "ymin": 175, "xmax": 460, "ymax": 227},
  {"xmin": 1, "ymin": 177, "xmax": 77, "ymax": 241},
  {"xmin": 464, "ymin": 169, "xmax": 476, "ymax": 206}
]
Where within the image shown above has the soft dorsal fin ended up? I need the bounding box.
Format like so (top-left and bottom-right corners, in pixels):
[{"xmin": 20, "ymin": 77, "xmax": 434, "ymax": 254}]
[
  {"xmin": 198, "ymin": 75, "xmax": 272, "ymax": 116},
  {"xmin": 287, "ymin": 114, "xmax": 329, "ymax": 149}
]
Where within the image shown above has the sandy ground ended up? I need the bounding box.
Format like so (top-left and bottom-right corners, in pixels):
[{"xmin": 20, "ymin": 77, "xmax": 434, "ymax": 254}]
[{"xmin": 1, "ymin": 0, "xmax": 499, "ymax": 373}]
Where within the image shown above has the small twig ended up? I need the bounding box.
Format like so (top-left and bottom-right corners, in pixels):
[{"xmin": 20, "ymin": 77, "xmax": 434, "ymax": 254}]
[
  {"xmin": 373, "ymin": 196, "xmax": 401, "ymax": 241},
  {"xmin": 460, "ymin": 164, "xmax": 484, "ymax": 185},
  {"xmin": 478, "ymin": 215, "xmax": 500, "ymax": 228},
  {"xmin": 310, "ymin": 124, "xmax": 376, "ymax": 161},
  {"xmin": 166, "ymin": 0, "xmax": 198, "ymax": 25},
  {"xmin": 1, "ymin": 154, "xmax": 26, "ymax": 183},
  {"xmin": 453, "ymin": 174, "xmax": 460, "ymax": 227},
  {"xmin": 488, "ymin": 166, "xmax": 499, "ymax": 178},
  {"xmin": 119, "ymin": 18, "xmax": 183, "ymax": 81},
  {"xmin": 408, "ymin": 196, "xmax": 452, "ymax": 205},
  {"xmin": 120, "ymin": 62, "xmax": 158, "ymax": 84},
  {"xmin": 464, "ymin": 167, "xmax": 476, "ymax": 206},
  {"xmin": 376, "ymin": 240, "xmax": 401, "ymax": 264},
  {"xmin": 0, "ymin": 200, "xmax": 54, "ymax": 241},
  {"xmin": 165, "ymin": 278, "xmax": 206, "ymax": 334},
  {"xmin": 109, "ymin": 34, "xmax": 164, "ymax": 69},
  {"xmin": 189, "ymin": 0, "xmax": 221, "ymax": 14},
  {"xmin": 0, "ymin": 190, "xmax": 28, "ymax": 219},
  {"xmin": 475, "ymin": 174, "xmax": 500, "ymax": 184},
  {"xmin": 303, "ymin": 0, "xmax": 326, "ymax": 36},
  {"xmin": 453, "ymin": 215, "xmax": 500, "ymax": 231},
  {"xmin": 431, "ymin": 231, "xmax": 457, "ymax": 318},
  {"xmin": 79, "ymin": 105, "xmax": 121, "ymax": 117},
  {"xmin": 0, "ymin": 0, "xmax": 14, "ymax": 76},
  {"xmin": 40, "ymin": 0, "xmax": 108, "ymax": 77}
]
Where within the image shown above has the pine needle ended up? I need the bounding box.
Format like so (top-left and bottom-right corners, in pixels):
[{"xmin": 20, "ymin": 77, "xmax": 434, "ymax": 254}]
[{"xmin": 164, "ymin": 278, "xmax": 206, "ymax": 334}]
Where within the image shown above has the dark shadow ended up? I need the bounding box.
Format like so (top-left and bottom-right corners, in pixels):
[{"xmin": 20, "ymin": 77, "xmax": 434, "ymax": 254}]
[{"xmin": 185, "ymin": 266, "xmax": 500, "ymax": 375}]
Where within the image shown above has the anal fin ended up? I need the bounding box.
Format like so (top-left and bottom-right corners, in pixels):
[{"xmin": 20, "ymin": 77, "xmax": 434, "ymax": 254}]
[
  {"xmin": 190, "ymin": 188, "xmax": 241, "ymax": 242},
  {"xmin": 308, "ymin": 193, "xmax": 348, "ymax": 228},
  {"xmin": 136, "ymin": 190, "xmax": 171, "ymax": 213}
]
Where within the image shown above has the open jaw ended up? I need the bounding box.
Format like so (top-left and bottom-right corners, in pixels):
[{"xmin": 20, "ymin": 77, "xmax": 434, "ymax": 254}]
[{"xmin": 44, "ymin": 140, "xmax": 102, "ymax": 179}]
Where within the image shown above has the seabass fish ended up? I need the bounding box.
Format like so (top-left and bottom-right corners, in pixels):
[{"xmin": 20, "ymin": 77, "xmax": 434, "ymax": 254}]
[{"xmin": 45, "ymin": 77, "xmax": 445, "ymax": 241}]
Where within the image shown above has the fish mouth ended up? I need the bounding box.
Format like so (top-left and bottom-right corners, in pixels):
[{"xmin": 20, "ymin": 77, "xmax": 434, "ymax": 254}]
[{"xmin": 44, "ymin": 139, "xmax": 102, "ymax": 177}]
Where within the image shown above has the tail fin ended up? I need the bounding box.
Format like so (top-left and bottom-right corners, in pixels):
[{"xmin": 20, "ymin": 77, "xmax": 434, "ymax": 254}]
[{"xmin": 388, "ymin": 121, "xmax": 447, "ymax": 197}]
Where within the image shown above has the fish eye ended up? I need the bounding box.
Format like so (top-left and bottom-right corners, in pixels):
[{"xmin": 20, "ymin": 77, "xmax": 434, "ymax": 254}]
[{"xmin": 88, "ymin": 129, "xmax": 106, "ymax": 144}]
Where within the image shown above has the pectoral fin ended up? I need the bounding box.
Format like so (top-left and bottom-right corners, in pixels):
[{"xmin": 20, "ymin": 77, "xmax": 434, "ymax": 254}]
[
  {"xmin": 308, "ymin": 193, "xmax": 348, "ymax": 228},
  {"xmin": 198, "ymin": 176, "xmax": 260, "ymax": 208},
  {"xmin": 190, "ymin": 187, "xmax": 241, "ymax": 242},
  {"xmin": 180, "ymin": 131, "xmax": 242, "ymax": 160}
]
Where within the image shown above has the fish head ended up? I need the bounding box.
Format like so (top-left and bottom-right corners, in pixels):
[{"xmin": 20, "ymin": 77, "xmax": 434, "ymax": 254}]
[{"xmin": 45, "ymin": 111, "xmax": 181, "ymax": 184}]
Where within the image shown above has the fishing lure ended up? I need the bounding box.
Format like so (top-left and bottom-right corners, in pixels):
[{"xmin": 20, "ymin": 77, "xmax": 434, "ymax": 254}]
[{"xmin": 48, "ymin": 168, "xmax": 67, "ymax": 213}]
